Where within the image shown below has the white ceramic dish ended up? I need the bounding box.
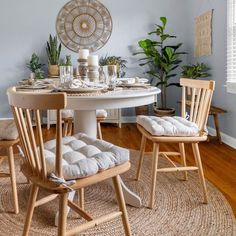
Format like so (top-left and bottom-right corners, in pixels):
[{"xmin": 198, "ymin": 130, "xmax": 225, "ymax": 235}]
[
  {"xmin": 59, "ymin": 87, "xmax": 105, "ymax": 93},
  {"xmin": 17, "ymin": 85, "xmax": 48, "ymax": 89}
]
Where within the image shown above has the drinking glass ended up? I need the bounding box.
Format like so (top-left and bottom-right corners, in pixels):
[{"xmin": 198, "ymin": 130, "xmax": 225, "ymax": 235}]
[
  {"xmin": 105, "ymin": 65, "xmax": 117, "ymax": 90},
  {"xmin": 60, "ymin": 66, "xmax": 73, "ymax": 88}
]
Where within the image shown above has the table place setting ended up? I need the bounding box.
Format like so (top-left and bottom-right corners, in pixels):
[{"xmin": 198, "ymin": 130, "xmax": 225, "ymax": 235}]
[{"xmin": 116, "ymin": 77, "xmax": 151, "ymax": 89}]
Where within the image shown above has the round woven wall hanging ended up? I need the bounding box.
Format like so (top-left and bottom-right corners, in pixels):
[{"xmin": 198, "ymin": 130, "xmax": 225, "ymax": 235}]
[{"xmin": 56, "ymin": 0, "xmax": 113, "ymax": 52}]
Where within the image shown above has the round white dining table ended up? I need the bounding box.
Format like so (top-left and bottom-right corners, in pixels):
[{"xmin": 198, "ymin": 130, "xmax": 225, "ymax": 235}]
[{"xmin": 66, "ymin": 87, "xmax": 161, "ymax": 208}]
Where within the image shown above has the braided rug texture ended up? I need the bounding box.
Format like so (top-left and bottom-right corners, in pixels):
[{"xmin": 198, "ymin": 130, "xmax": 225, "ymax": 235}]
[{"xmin": 0, "ymin": 151, "xmax": 235, "ymax": 235}]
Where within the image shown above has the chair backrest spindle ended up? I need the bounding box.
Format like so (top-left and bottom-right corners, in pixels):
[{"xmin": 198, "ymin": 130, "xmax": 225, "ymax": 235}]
[
  {"xmin": 7, "ymin": 87, "xmax": 67, "ymax": 181},
  {"xmin": 180, "ymin": 78, "xmax": 215, "ymax": 133}
]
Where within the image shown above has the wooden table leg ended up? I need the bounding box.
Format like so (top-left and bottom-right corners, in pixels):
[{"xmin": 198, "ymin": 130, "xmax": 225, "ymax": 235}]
[{"xmin": 213, "ymin": 113, "xmax": 222, "ymax": 143}]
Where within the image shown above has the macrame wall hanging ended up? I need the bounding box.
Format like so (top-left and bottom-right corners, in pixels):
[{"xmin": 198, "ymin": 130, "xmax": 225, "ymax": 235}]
[
  {"xmin": 56, "ymin": 0, "xmax": 113, "ymax": 52},
  {"xmin": 194, "ymin": 9, "xmax": 213, "ymax": 57}
]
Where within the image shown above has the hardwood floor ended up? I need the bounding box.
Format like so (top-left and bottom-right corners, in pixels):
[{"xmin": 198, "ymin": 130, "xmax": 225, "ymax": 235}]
[{"xmin": 2, "ymin": 123, "xmax": 236, "ymax": 217}]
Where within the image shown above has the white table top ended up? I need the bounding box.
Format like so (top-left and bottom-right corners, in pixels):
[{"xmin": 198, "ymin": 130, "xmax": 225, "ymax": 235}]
[{"xmin": 67, "ymin": 87, "xmax": 161, "ymax": 110}]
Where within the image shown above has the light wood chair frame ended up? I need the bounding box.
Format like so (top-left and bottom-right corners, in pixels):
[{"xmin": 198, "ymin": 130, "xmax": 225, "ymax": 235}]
[
  {"xmin": 136, "ymin": 78, "xmax": 215, "ymax": 209},
  {"xmin": 7, "ymin": 87, "xmax": 131, "ymax": 236},
  {"xmin": 0, "ymin": 138, "xmax": 19, "ymax": 214},
  {"xmin": 62, "ymin": 116, "xmax": 105, "ymax": 139}
]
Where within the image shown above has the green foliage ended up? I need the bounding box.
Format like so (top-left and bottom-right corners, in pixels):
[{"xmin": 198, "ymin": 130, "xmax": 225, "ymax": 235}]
[
  {"xmin": 60, "ymin": 55, "xmax": 72, "ymax": 66},
  {"xmin": 99, "ymin": 55, "xmax": 127, "ymax": 77},
  {"xmin": 27, "ymin": 53, "xmax": 44, "ymax": 73},
  {"xmin": 35, "ymin": 68, "xmax": 44, "ymax": 80},
  {"xmin": 133, "ymin": 17, "xmax": 186, "ymax": 109},
  {"xmin": 181, "ymin": 63, "xmax": 210, "ymax": 79},
  {"xmin": 46, "ymin": 34, "xmax": 62, "ymax": 65}
]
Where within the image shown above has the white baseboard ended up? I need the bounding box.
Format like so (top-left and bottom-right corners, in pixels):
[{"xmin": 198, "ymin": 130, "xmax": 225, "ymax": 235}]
[
  {"xmin": 207, "ymin": 126, "xmax": 236, "ymax": 149},
  {"xmin": 121, "ymin": 116, "xmax": 136, "ymax": 123}
]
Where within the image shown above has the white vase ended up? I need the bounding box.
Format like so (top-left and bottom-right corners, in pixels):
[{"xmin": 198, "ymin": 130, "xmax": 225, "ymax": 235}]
[{"xmin": 30, "ymin": 72, "xmax": 35, "ymax": 80}]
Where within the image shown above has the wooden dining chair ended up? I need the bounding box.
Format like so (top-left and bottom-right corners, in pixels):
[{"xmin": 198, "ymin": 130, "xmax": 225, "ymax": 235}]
[
  {"xmin": 62, "ymin": 109, "xmax": 107, "ymax": 139},
  {"xmin": 136, "ymin": 78, "xmax": 215, "ymax": 209},
  {"xmin": 0, "ymin": 119, "xmax": 19, "ymax": 214},
  {"xmin": 7, "ymin": 87, "xmax": 131, "ymax": 236}
]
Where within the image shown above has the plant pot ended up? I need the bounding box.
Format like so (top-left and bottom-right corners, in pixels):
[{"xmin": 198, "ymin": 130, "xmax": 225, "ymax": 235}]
[
  {"xmin": 135, "ymin": 105, "xmax": 149, "ymax": 116},
  {"xmin": 30, "ymin": 72, "xmax": 35, "ymax": 80},
  {"xmin": 48, "ymin": 64, "xmax": 59, "ymax": 77},
  {"xmin": 153, "ymin": 107, "xmax": 175, "ymax": 117}
]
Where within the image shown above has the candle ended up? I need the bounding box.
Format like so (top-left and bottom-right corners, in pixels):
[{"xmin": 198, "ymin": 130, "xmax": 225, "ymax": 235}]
[
  {"xmin": 88, "ymin": 55, "xmax": 99, "ymax": 66},
  {"xmin": 78, "ymin": 49, "xmax": 89, "ymax": 60}
]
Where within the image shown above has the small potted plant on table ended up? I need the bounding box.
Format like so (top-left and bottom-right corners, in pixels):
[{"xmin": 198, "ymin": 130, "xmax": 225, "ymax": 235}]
[
  {"xmin": 46, "ymin": 34, "xmax": 62, "ymax": 77},
  {"xmin": 99, "ymin": 55, "xmax": 127, "ymax": 78},
  {"xmin": 27, "ymin": 53, "xmax": 44, "ymax": 81},
  {"xmin": 134, "ymin": 16, "xmax": 186, "ymax": 116}
]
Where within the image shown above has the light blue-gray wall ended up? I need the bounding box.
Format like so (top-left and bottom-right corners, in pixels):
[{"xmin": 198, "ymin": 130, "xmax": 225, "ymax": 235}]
[
  {"xmin": 0, "ymin": 0, "xmax": 188, "ymax": 118},
  {"xmin": 186, "ymin": 0, "xmax": 236, "ymax": 139}
]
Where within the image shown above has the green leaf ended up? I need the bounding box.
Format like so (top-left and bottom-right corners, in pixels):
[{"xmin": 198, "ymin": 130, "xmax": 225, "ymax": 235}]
[
  {"xmin": 166, "ymin": 82, "xmax": 181, "ymax": 87},
  {"xmin": 160, "ymin": 17, "xmax": 167, "ymax": 27}
]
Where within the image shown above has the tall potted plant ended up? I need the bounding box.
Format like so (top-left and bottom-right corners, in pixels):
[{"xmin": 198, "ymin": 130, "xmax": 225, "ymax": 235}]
[
  {"xmin": 46, "ymin": 34, "xmax": 62, "ymax": 77},
  {"xmin": 134, "ymin": 17, "xmax": 186, "ymax": 116}
]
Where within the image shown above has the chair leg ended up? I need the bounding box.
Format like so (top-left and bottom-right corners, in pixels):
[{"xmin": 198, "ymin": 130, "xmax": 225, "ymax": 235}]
[
  {"xmin": 68, "ymin": 120, "xmax": 73, "ymax": 136},
  {"xmin": 23, "ymin": 184, "xmax": 39, "ymax": 236},
  {"xmin": 97, "ymin": 121, "xmax": 103, "ymax": 140},
  {"xmin": 58, "ymin": 193, "xmax": 68, "ymax": 236},
  {"xmin": 136, "ymin": 135, "xmax": 146, "ymax": 180},
  {"xmin": 79, "ymin": 188, "xmax": 84, "ymax": 210},
  {"xmin": 149, "ymin": 143, "xmax": 159, "ymax": 209},
  {"xmin": 63, "ymin": 122, "xmax": 68, "ymax": 137},
  {"xmin": 7, "ymin": 146, "xmax": 19, "ymax": 214},
  {"xmin": 179, "ymin": 143, "xmax": 188, "ymax": 181},
  {"xmin": 192, "ymin": 143, "xmax": 208, "ymax": 204},
  {"xmin": 112, "ymin": 175, "xmax": 131, "ymax": 236}
]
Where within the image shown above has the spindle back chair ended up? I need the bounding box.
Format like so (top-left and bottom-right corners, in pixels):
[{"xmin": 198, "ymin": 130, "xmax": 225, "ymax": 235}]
[
  {"xmin": 7, "ymin": 87, "xmax": 131, "ymax": 236},
  {"xmin": 136, "ymin": 79, "xmax": 215, "ymax": 209}
]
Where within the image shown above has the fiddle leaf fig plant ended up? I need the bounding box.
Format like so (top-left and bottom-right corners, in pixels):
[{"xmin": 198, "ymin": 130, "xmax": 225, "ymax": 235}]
[
  {"xmin": 134, "ymin": 17, "xmax": 186, "ymax": 109},
  {"xmin": 181, "ymin": 63, "xmax": 210, "ymax": 79}
]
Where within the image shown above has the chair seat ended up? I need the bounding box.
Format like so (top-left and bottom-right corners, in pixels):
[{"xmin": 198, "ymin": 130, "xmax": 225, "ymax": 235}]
[
  {"xmin": 0, "ymin": 119, "xmax": 18, "ymax": 140},
  {"xmin": 44, "ymin": 133, "xmax": 129, "ymax": 180},
  {"xmin": 137, "ymin": 115, "xmax": 199, "ymax": 137},
  {"xmin": 96, "ymin": 109, "xmax": 108, "ymax": 118},
  {"xmin": 62, "ymin": 109, "xmax": 107, "ymax": 119},
  {"xmin": 62, "ymin": 110, "xmax": 74, "ymax": 119}
]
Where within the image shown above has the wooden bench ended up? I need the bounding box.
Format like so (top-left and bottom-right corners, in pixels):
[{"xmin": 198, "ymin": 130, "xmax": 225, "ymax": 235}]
[{"xmin": 208, "ymin": 105, "xmax": 227, "ymax": 143}]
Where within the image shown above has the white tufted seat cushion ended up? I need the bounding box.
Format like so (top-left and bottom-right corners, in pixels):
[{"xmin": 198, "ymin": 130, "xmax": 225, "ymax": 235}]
[
  {"xmin": 0, "ymin": 119, "xmax": 18, "ymax": 140},
  {"xmin": 62, "ymin": 110, "xmax": 74, "ymax": 119},
  {"xmin": 137, "ymin": 115, "xmax": 199, "ymax": 137},
  {"xmin": 43, "ymin": 133, "xmax": 129, "ymax": 180},
  {"xmin": 61, "ymin": 109, "xmax": 107, "ymax": 119},
  {"xmin": 96, "ymin": 109, "xmax": 108, "ymax": 118}
]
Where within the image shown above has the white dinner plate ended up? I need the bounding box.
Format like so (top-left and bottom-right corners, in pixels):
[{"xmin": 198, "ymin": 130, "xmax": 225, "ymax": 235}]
[
  {"xmin": 16, "ymin": 85, "xmax": 48, "ymax": 90},
  {"xmin": 118, "ymin": 78, "xmax": 149, "ymax": 84},
  {"xmin": 59, "ymin": 87, "xmax": 105, "ymax": 93}
]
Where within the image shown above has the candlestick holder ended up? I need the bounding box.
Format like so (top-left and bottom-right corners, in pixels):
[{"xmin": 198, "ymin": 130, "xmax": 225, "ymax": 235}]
[
  {"xmin": 77, "ymin": 58, "xmax": 88, "ymax": 81},
  {"xmin": 87, "ymin": 66, "xmax": 99, "ymax": 83}
]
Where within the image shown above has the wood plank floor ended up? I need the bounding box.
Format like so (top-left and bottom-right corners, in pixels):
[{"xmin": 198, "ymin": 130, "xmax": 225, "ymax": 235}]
[
  {"xmin": 101, "ymin": 123, "xmax": 236, "ymax": 217},
  {"xmin": 2, "ymin": 123, "xmax": 235, "ymax": 217}
]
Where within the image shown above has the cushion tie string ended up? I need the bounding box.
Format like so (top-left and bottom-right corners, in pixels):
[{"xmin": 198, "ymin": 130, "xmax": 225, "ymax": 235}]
[{"xmin": 48, "ymin": 173, "xmax": 76, "ymax": 191}]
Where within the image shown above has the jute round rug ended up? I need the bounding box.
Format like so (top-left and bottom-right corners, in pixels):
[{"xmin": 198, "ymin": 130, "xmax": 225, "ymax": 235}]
[{"xmin": 0, "ymin": 150, "xmax": 235, "ymax": 235}]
